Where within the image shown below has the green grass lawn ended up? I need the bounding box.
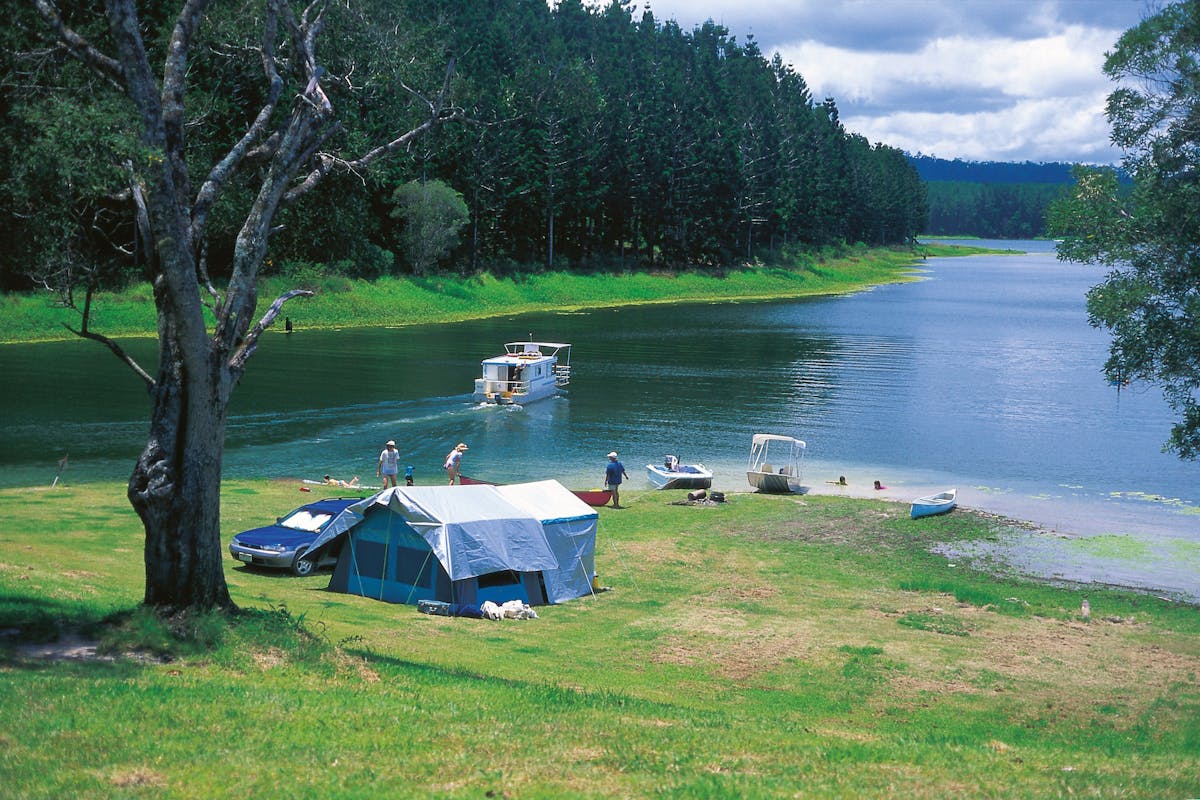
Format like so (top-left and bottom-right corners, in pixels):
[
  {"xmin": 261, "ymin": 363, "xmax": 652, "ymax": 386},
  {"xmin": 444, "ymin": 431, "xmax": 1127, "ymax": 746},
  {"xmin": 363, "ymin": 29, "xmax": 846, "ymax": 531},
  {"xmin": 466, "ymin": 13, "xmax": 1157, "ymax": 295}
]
[{"xmin": 2, "ymin": 480, "xmax": 1198, "ymax": 799}]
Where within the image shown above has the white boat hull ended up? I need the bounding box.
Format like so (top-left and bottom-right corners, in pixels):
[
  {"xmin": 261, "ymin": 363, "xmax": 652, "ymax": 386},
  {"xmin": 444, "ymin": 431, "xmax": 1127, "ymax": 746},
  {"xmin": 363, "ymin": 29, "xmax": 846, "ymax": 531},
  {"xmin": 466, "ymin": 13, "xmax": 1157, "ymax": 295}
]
[
  {"xmin": 747, "ymin": 470, "xmax": 803, "ymax": 494},
  {"xmin": 646, "ymin": 463, "xmax": 712, "ymax": 490},
  {"xmin": 473, "ymin": 380, "xmax": 560, "ymax": 405}
]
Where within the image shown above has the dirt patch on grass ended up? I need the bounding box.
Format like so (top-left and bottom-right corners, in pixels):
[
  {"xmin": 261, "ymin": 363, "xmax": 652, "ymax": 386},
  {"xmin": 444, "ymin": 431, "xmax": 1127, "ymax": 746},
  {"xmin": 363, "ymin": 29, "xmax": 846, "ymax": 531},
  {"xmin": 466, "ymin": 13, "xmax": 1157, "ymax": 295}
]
[
  {"xmin": 977, "ymin": 616, "xmax": 1197, "ymax": 691},
  {"xmin": 14, "ymin": 633, "xmax": 112, "ymax": 662},
  {"xmin": 702, "ymin": 583, "xmax": 780, "ymax": 604},
  {"xmin": 648, "ymin": 602, "xmax": 818, "ymax": 681},
  {"xmin": 618, "ymin": 541, "xmax": 707, "ymax": 568},
  {"xmin": 725, "ymin": 508, "xmax": 910, "ymax": 549},
  {"xmin": 348, "ymin": 655, "xmax": 381, "ymax": 683},
  {"xmin": 710, "ymin": 630, "xmax": 814, "ymax": 680},
  {"xmin": 870, "ymin": 602, "xmax": 1200, "ymax": 722},
  {"xmin": 61, "ymin": 569, "xmax": 101, "ymax": 580},
  {"xmin": 645, "ymin": 576, "xmax": 1200, "ymax": 706},
  {"xmin": 252, "ymin": 647, "xmax": 287, "ymax": 669},
  {"xmin": 108, "ymin": 766, "xmax": 167, "ymax": 788}
]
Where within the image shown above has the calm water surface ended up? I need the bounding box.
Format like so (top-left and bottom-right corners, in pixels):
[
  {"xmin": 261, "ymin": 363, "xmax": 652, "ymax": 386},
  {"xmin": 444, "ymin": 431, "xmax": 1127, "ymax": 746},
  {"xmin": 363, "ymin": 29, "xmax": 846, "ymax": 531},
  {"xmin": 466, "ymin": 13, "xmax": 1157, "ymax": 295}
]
[{"xmin": 3, "ymin": 240, "xmax": 1197, "ymax": 595}]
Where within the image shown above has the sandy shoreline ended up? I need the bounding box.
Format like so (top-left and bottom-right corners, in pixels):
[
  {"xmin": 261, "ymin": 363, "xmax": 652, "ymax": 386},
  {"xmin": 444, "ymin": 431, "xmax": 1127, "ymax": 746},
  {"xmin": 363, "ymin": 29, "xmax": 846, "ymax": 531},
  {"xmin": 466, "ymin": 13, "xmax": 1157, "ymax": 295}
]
[{"xmin": 804, "ymin": 480, "xmax": 1200, "ymax": 603}]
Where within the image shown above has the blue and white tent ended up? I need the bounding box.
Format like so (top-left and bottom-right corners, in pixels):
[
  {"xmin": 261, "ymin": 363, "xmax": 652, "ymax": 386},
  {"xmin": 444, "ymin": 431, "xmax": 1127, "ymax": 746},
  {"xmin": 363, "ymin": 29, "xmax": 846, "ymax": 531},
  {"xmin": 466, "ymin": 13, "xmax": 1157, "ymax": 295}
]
[{"xmin": 304, "ymin": 480, "xmax": 598, "ymax": 606}]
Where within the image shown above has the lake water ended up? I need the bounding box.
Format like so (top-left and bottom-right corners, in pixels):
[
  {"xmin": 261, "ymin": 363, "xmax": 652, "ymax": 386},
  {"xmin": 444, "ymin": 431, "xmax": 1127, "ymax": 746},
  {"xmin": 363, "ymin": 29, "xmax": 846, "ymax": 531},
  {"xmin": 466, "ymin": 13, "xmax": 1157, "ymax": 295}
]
[{"xmin": 2, "ymin": 240, "xmax": 1197, "ymax": 597}]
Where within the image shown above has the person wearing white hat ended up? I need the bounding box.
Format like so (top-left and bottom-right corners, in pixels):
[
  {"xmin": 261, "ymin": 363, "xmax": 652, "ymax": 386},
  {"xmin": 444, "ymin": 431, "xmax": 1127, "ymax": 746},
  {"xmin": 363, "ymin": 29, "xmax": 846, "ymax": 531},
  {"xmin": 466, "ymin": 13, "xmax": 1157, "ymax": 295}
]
[
  {"xmin": 378, "ymin": 440, "xmax": 400, "ymax": 488},
  {"xmin": 444, "ymin": 442, "xmax": 469, "ymax": 485},
  {"xmin": 604, "ymin": 451, "xmax": 629, "ymax": 508}
]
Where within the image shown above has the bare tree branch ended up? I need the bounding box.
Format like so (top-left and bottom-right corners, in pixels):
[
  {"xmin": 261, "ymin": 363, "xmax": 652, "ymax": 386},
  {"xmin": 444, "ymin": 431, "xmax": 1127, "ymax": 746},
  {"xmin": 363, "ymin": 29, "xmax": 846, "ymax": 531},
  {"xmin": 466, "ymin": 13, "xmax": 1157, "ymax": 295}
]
[
  {"xmin": 196, "ymin": 238, "xmax": 221, "ymax": 312},
  {"xmin": 66, "ymin": 324, "xmax": 156, "ymax": 387},
  {"xmin": 59, "ymin": 283, "xmax": 156, "ymax": 387},
  {"xmin": 284, "ymin": 59, "xmax": 466, "ymax": 205},
  {"xmin": 348, "ymin": 57, "xmax": 462, "ymax": 171},
  {"xmin": 191, "ymin": 0, "xmax": 285, "ymax": 244},
  {"xmin": 160, "ymin": 0, "xmax": 208, "ymax": 226},
  {"xmin": 33, "ymin": 0, "xmax": 123, "ymax": 85},
  {"xmin": 228, "ymin": 288, "xmax": 313, "ymax": 373}
]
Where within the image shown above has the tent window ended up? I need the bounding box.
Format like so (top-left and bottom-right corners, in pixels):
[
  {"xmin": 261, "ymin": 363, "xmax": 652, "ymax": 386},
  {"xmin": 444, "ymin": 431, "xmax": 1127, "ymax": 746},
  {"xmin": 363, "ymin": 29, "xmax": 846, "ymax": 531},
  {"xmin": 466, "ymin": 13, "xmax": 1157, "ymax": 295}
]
[
  {"xmin": 393, "ymin": 546, "xmax": 435, "ymax": 588},
  {"xmin": 352, "ymin": 540, "xmax": 388, "ymax": 580}
]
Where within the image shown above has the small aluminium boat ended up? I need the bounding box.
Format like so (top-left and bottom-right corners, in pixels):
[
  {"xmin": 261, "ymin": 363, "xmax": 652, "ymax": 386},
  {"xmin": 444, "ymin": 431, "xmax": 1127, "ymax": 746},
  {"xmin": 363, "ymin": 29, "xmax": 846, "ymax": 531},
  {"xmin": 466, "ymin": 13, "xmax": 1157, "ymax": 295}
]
[
  {"xmin": 746, "ymin": 434, "xmax": 806, "ymax": 493},
  {"xmin": 646, "ymin": 455, "xmax": 713, "ymax": 490},
  {"xmin": 472, "ymin": 341, "xmax": 571, "ymax": 405},
  {"xmin": 910, "ymin": 488, "xmax": 958, "ymax": 519}
]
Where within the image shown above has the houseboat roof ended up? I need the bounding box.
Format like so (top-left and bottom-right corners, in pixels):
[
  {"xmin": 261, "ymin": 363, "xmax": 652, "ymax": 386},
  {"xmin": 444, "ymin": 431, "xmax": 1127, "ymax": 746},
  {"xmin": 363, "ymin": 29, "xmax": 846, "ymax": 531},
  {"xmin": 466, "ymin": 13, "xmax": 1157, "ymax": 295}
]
[
  {"xmin": 480, "ymin": 342, "xmax": 571, "ymax": 364},
  {"xmin": 502, "ymin": 341, "xmax": 570, "ymax": 352}
]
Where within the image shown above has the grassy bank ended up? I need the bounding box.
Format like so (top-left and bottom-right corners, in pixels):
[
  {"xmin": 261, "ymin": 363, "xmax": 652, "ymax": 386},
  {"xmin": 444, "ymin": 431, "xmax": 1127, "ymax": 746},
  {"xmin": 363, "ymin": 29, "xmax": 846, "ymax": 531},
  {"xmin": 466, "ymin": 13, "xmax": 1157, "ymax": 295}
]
[
  {"xmin": 1, "ymin": 243, "xmax": 1001, "ymax": 344},
  {"xmin": 2, "ymin": 479, "xmax": 1197, "ymax": 798}
]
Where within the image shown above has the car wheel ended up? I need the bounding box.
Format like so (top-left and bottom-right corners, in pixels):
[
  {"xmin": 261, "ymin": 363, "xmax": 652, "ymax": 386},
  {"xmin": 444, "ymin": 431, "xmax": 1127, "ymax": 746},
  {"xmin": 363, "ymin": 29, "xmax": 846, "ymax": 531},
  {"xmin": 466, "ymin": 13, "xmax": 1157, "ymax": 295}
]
[{"xmin": 292, "ymin": 549, "xmax": 316, "ymax": 577}]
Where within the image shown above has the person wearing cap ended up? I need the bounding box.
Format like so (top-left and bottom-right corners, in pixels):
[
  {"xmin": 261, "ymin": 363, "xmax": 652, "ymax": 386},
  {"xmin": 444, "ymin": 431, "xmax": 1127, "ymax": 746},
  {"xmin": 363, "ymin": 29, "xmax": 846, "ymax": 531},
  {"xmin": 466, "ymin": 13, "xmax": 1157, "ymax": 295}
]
[
  {"xmin": 604, "ymin": 451, "xmax": 629, "ymax": 508},
  {"xmin": 378, "ymin": 440, "xmax": 400, "ymax": 488},
  {"xmin": 444, "ymin": 442, "xmax": 469, "ymax": 485}
]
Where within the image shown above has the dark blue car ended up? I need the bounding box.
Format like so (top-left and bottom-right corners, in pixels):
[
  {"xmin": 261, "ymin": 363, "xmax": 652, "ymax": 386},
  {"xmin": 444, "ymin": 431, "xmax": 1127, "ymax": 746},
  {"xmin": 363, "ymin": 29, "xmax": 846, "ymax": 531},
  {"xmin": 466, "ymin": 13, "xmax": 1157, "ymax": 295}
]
[{"xmin": 229, "ymin": 496, "xmax": 361, "ymax": 576}]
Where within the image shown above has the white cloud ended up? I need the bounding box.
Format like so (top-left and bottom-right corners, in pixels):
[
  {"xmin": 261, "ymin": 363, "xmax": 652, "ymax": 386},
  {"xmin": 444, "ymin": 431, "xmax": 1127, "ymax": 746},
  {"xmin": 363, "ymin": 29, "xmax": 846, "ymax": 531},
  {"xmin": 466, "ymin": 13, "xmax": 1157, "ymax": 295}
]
[
  {"xmin": 768, "ymin": 21, "xmax": 1124, "ymax": 161},
  {"xmin": 574, "ymin": 0, "xmax": 1148, "ymax": 163},
  {"xmin": 843, "ymin": 93, "xmax": 1118, "ymax": 163}
]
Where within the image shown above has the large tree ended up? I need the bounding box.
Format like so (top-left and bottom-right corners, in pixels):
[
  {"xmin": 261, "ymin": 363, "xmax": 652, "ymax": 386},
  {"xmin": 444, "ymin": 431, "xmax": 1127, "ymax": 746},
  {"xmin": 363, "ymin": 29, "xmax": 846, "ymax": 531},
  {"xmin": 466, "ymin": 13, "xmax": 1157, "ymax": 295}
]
[
  {"xmin": 1049, "ymin": 1, "xmax": 1200, "ymax": 459},
  {"xmin": 33, "ymin": 0, "xmax": 463, "ymax": 610}
]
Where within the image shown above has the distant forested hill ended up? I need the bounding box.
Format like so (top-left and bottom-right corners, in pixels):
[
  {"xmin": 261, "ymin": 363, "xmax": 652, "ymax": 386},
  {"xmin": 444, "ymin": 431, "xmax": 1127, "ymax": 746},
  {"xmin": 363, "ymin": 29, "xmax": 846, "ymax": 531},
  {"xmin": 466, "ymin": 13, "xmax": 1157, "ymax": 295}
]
[
  {"xmin": 907, "ymin": 155, "xmax": 1077, "ymax": 237},
  {"xmin": 908, "ymin": 155, "xmax": 1078, "ymax": 184}
]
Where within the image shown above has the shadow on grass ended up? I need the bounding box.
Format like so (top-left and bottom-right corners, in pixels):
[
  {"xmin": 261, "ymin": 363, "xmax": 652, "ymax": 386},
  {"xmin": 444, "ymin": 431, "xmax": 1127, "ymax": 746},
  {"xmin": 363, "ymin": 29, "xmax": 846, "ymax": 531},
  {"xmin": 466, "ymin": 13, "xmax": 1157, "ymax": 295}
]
[
  {"xmin": 0, "ymin": 591, "xmax": 117, "ymax": 643},
  {"xmin": 230, "ymin": 564, "xmax": 335, "ymax": 579},
  {"xmin": 0, "ymin": 592, "xmax": 150, "ymax": 674},
  {"xmin": 341, "ymin": 645, "xmax": 683, "ymax": 716}
]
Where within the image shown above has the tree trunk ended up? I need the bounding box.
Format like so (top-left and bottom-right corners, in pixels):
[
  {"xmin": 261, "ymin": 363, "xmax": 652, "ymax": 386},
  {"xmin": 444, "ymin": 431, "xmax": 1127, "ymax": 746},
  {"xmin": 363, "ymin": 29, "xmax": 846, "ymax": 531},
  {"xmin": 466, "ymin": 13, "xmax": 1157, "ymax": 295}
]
[
  {"xmin": 130, "ymin": 337, "xmax": 232, "ymax": 610},
  {"xmin": 121, "ymin": 284, "xmax": 240, "ymax": 611}
]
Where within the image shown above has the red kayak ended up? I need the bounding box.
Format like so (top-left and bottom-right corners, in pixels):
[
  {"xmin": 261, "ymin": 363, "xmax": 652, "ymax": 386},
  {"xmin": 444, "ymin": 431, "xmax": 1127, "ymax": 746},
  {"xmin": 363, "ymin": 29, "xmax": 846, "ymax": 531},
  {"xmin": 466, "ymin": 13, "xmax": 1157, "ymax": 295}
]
[{"xmin": 570, "ymin": 488, "xmax": 614, "ymax": 507}]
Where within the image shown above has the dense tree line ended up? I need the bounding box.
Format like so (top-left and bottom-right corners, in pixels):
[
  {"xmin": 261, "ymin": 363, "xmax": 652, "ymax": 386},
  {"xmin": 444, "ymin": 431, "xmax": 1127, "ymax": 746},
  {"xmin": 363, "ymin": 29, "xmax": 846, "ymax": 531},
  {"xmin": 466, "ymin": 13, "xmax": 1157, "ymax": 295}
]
[
  {"xmin": 922, "ymin": 181, "xmax": 1068, "ymax": 238},
  {"xmin": 908, "ymin": 155, "xmax": 1081, "ymax": 184},
  {"xmin": 910, "ymin": 155, "xmax": 1083, "ymax": 238},
  {"xmin": 0, "ymin": 0, "xmax": 927, "ymax": 292}
]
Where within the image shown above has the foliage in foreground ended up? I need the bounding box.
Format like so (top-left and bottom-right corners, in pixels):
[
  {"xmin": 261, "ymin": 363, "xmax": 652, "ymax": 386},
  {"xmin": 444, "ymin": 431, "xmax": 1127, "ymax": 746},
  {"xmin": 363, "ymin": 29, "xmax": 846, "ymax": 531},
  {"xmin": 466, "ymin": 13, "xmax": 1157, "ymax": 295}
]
[
  {"xmin": 1049, "ymin": 1, "xmax": 1200, "ymax": 460},
  {"xmin": 1, "ymin": 480, "xmax": 1198, "ymax": 799}
]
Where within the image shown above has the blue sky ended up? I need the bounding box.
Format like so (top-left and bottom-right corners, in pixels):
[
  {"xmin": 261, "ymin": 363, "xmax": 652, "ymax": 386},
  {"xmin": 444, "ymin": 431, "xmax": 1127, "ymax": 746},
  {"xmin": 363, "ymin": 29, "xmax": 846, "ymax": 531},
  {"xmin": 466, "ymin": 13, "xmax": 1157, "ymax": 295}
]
[{"xmin": 591, "ymin": 0, "xmax": 1153, "ymax": 164}]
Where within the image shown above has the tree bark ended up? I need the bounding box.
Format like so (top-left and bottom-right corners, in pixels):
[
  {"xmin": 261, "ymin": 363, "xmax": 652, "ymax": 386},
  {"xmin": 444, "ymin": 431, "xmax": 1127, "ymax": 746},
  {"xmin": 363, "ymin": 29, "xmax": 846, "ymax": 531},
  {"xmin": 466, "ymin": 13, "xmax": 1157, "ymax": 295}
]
[{"xmin": 131, "ymin": 332, "xmax": 232, "ymax": 610}]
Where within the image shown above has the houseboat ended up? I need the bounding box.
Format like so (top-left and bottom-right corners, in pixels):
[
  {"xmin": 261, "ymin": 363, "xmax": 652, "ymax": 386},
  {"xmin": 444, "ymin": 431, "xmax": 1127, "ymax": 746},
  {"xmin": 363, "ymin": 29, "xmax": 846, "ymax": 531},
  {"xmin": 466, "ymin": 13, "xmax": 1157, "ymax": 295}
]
[{"xmin": 473, "ymin": 341, "xmax": 572, "ymax": 405}]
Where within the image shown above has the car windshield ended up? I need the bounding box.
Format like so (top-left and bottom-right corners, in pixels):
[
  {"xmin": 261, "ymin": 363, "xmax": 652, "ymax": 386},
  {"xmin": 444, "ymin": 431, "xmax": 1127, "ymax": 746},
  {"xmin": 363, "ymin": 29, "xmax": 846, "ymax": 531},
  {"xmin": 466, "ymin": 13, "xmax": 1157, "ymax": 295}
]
[{"xmin": 279, "ymin": 509, "xmax": 334, "ymax": 532}]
